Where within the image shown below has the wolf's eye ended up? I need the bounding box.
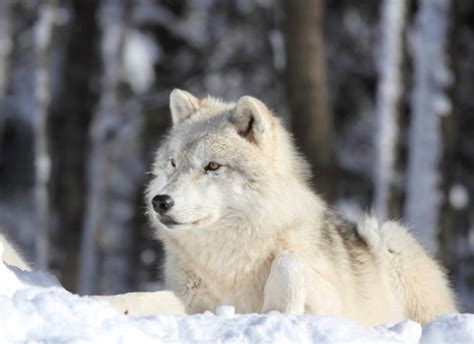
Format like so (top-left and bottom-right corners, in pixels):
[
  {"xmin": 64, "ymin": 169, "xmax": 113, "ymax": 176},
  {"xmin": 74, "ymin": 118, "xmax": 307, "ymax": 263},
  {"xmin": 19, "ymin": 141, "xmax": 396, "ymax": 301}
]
[
  {"xmin": 170, "ymin": 159, "xmax": 176, "ymax": 168},
  {"xmin": 205, "ymin": 161, "xmax": 221, "ymax": 171}
]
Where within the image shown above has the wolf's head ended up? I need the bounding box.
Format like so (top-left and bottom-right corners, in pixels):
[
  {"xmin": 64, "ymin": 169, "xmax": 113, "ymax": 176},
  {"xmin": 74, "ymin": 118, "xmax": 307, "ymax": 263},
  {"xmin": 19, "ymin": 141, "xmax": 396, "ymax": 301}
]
[{"xmin": 146, "ymin": 89, "xmax": 312, "ymax": 234}]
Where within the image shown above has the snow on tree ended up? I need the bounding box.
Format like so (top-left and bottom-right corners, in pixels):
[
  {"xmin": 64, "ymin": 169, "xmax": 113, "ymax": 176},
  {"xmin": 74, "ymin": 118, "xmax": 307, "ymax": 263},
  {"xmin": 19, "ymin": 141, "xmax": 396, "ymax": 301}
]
[
  {"xmin": 122, "ymin": 29, "xmax": 159, "ymax": 94},
  {"xmin": 373, "ymin": 0, "xmax": 408, "ymax": 221},
  {"xmin": 404, "ymin": 0, "xmax": 452, "ymax": 254}
]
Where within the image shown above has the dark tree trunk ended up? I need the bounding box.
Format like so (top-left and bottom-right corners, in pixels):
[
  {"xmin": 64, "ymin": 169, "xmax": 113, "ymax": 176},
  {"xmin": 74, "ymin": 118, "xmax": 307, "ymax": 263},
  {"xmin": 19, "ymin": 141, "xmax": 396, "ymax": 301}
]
[
  {"xmin": 49, "ymin": 0, "xmax": 100, "ymax": 291},
  {"xmin": 283, "ymin": 0, "xmax": 334, "ymax": 201},
  {"xmin": 439, "ymin": 0, "xmax": 460, "ymax": 271}
]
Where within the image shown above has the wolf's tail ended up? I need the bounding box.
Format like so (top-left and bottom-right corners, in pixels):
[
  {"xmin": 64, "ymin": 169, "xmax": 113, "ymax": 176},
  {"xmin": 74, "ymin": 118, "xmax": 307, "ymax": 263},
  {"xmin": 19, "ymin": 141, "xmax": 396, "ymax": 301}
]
[
  {"xmin": 356, "ymin": 215, "xmax": 384, "ymax": 256},
  {"xmin": 379, "ymin": 221, "xmax": 458, "ymax": 323}
]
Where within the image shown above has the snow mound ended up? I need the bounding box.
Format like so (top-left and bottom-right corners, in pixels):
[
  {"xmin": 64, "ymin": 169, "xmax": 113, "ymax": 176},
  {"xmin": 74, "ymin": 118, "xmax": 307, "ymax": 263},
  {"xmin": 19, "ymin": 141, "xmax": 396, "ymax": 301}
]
[{"xmin": 0, "ymin": 247, "xmax": 473, "ymax": 343}]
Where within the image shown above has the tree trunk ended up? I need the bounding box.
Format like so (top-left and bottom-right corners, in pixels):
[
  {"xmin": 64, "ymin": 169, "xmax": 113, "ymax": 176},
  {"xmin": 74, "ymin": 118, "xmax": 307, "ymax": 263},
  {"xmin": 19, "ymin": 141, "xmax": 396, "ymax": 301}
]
[
  {"xmin": 33, "ymin": 0, "xmax": 57, "ymax": 269},
  {"xmin": 283, "ymin": 0, "xmax": 334, "ymax": 201},
  {"xmin": 78, "ymin": 0, "xmax": 127, "ymax": 294},
  {"xmin": 0, "ymin": 0, "xmax": 12, "ymax": 98},
  {"xmin": 49, "ymin": 0, "xmax": 100, "ymax": 291},
  {"xmin": 0, "ymin": 0, "xmax": 12, "ymax": 163},
  {"xmin": 404, "ymin": 0, "xmax": 452, "ymax": 255},
  {"xmin": 373, "ymin": 0, "xmax": 408, "ymax": 221}
]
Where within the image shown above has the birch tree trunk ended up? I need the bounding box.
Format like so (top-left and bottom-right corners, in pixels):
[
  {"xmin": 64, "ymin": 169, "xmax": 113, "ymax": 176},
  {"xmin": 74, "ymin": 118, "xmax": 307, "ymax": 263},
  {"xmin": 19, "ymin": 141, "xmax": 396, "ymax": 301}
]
[
  {"xmin": 373, "ymin": 0, "xmax": 408, "ymax": 221},
  {"xmin": 33, "ymin": 1, "xmax": 57, "ymax": 269},
  {"xmin": 100, "ymin": 97, "xmax": 144, "ymax": 294},
  {"xmin": 0, "ymin": 0, "xmax": 12, "ymax": 162},
  {"xmin": 283, "ymin": 0, "xmax": 334, "ymax": 201},
  {"xmin": 405, "ymin": 0, "xmax": 452, "ymax": 255},
  {"xmin": 78, "ymin": 0, "xmax": 126, "ymax": 294},
  {"xmin": 0, "ymin": 0, "xmax": 12, "ymax": 98}
]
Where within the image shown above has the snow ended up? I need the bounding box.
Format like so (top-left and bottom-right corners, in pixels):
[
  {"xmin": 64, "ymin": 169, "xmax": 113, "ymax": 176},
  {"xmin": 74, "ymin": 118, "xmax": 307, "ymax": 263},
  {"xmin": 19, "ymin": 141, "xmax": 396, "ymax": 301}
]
[
  {"xmin": 216, "ymin": 305, "xmax": 235, "ymax": 317},
  {"xmin": 1, "ymin": 245, "xmax": 473, "ymax": 343},
  {"xmin": 122, "ymin": 29, "xmax": 159, "ymax": 93},
  {"xmin": 34, "ymin": 4, "xmax": 56, "ymax": 50},
  {"xmin": 421, "ymin": 314, "xmax": 474, "ymax": 344},
  {"xmin": 449, "ymin": 184, "xmax": 469, "ymax": 210}
]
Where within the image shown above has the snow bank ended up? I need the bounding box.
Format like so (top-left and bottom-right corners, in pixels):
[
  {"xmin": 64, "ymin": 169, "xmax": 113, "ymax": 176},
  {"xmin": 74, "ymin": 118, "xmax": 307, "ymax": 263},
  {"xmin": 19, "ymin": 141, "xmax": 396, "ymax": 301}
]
[{"xmin": 1, "ymin": 245, "xmax": 473, "ymax": 343}]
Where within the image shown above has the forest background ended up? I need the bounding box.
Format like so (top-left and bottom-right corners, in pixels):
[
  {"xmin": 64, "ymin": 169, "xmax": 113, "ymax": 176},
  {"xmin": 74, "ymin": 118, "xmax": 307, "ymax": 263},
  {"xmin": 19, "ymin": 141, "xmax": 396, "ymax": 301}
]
[{"xmin": 0, "ymin": 0, "xmax": 473, "ymax": 311}]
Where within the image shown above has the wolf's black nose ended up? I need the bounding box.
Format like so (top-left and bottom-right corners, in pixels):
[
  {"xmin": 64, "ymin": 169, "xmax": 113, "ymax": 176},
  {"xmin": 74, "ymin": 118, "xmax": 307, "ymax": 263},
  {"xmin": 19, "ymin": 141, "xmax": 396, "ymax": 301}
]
[{"xmin": 152, "ymin": 194, "xmax": 174, "ymax": 214}]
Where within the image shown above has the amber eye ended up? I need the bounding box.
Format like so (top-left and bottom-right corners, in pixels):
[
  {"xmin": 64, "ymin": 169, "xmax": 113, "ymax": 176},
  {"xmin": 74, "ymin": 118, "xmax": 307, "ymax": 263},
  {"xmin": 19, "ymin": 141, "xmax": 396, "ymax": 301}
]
[
  {"xmin": 205, "ymin": 161, "xmax": 221, "ymax": 171},
  {"xmin": 170, "ymin": 159, "xmax": 176, "ymax": 168}
]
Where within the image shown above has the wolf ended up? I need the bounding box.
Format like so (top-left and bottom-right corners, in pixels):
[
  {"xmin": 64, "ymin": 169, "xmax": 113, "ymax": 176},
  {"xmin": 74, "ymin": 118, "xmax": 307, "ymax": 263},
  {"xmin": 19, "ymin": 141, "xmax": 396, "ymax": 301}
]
[
  {"xmin": 0, "ymin": 233, "xmax": 30, "ymax": 271},
  {"xmin": 146, "ymin": 89, "xmax": 458, "ymax": 325}
]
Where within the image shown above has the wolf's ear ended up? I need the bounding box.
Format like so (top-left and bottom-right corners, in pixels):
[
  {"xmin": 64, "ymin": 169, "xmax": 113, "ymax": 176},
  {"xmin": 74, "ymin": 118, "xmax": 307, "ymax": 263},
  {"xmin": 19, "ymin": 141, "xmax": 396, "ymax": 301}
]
[
  {"xmin": 230, "ymin": 96, "xmax": 272, "ymax": 147},
  {"xmin": 170, "ymin": 89, "xmax": 200, "ymax": 127}
]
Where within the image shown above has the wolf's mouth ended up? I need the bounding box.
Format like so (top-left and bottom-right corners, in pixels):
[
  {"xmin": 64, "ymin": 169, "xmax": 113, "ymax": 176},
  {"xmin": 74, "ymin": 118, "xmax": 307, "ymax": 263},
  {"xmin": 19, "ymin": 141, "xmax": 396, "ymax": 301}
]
[
  {"xmin": 158, "ymin": 214, "xmax": 211, "ymax": 229},
  {"xmin": 159, "ymin": 215, "xmax": 181, "ymax": 227}
]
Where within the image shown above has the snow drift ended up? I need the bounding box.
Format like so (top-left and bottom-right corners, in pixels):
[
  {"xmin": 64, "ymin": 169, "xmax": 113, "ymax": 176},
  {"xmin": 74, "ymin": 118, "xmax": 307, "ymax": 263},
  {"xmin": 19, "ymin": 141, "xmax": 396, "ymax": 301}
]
[{"xmin": 0, "ymin": 243, "xmax": 473, "ymax": 343}]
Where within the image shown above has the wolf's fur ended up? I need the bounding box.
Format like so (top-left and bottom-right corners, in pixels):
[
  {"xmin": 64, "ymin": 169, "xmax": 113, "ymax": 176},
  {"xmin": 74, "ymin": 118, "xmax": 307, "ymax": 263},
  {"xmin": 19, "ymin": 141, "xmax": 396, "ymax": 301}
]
[
  {"xmin": 146, "ymin": 89, "xmax": 458, "ymax": 325},
  {"xmin": 0, "ymin": 233, "xmax": 30, "ymax": 271}
]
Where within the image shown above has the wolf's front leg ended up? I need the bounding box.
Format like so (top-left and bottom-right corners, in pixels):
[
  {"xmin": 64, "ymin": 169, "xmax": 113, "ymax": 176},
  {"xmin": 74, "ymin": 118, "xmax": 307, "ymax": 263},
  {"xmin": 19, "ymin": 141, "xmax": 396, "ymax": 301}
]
[
  {"xmin": 164, "ymin": 258, "xmax": 218, "ymax": 314},
  {"xmin": 261, "ymin": 252, "xmax": 306, "ymax": 314}
]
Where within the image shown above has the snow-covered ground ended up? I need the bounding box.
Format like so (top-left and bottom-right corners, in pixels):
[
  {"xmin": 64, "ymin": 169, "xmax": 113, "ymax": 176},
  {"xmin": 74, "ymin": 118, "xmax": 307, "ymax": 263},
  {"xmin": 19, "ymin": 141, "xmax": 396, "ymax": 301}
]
[{"xmin": 1, "ymin": 245, "xmax": 473, "ymax": 343}]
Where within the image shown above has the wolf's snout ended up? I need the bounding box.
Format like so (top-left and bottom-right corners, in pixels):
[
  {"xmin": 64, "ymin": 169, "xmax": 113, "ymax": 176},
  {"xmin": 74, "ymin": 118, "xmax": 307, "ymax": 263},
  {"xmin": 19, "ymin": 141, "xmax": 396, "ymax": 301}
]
[{"xmin": 152, "ymin": 194, "xmax": 175, "ymax": 214}]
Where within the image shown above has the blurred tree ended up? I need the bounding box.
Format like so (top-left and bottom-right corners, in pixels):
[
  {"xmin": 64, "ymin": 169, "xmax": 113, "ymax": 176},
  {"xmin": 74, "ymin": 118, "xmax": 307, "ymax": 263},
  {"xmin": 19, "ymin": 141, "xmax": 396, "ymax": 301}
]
[
  {"xmin": 33, "ymin": 0, "xmax": 57, "ymax": 270},
  {"xmin": 449, "ymin": 0, "xmax": 474, "ymax": 311},
  {"xmin": 49, "ymin": 0, "xmax": 99, "ymax": 291},
  {"xmin": 0, "ymin": 0, "xmax": 472, "ymax": 310},
  {"xmin": 283, "ymin": 0, "xmax": 334, "ymax": 201},
  {"xmin": 404, "ymin": 0, "xmax": 452, "ymax": 255},
  {"xmin": 373, "ymin": 0, "xmax": 408, "ymax": 221},
  {"xmin": 0, "ymin": 0, "xmax": 12, "ymax": 178},
  {"xmin": 0, "ymin": 0, "xmax": 11, "ymax": 98}
]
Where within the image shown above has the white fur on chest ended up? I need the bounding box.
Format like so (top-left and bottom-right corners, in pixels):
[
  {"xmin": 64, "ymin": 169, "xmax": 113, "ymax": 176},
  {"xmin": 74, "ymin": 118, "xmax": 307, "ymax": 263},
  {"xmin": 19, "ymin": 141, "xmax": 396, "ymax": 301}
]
[{"xmin": 164, "ymin": 222, "xmax": 278, "ymax": 313}]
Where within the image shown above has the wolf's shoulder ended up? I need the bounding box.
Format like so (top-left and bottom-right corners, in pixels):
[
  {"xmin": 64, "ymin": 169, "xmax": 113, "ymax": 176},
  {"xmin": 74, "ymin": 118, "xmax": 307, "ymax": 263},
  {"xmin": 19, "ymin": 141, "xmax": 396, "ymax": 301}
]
[
  {"xmin": 320, "ymin": 210, "xmax": 365, "ymax": 246},
  {"xmin": 318, "ymin": 210, "xmax": 387, "ymax": 258}
]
